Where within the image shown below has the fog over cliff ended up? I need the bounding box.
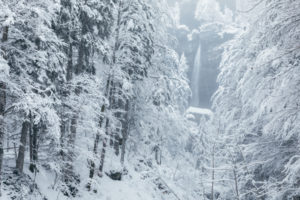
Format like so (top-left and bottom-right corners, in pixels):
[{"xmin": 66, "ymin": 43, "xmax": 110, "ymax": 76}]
[{"xmin": 169, "ymin": 0, "xmax": 236, "ymax": 108}]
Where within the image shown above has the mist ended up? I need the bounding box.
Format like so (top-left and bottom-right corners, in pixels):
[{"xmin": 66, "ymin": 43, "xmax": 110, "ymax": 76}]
[
  {"xmin": 170, "ymin": 0, "xmax": 236, "ymax": 108},
  {"xmin": 1, "ymin": 0, "xmax": 299, "ymax": 199}
]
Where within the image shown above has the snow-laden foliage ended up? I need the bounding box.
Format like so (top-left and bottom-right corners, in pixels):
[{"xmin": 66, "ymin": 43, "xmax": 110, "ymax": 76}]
[
  {"xmin": 0, "ymin": 0, "xmax": 202, "ymax": 199},
  {"xmin": 0, "ymin": 55, "xmax": 9, "ymax": 80},
  {"xmin": 212, "ymin": 0, "xmax": 300, "ymax": 199}
]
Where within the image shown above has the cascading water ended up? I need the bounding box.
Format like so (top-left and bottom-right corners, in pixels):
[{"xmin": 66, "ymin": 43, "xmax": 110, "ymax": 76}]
[
  {"xmin": 188, "ymin": 43, "xmax": 213, "ymax": 122},
  {"xmin": 190, "ymin": 43, "xmax": 202, "ymax": 106}
]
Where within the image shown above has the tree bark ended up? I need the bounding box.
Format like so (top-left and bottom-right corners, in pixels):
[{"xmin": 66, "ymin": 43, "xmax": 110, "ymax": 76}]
[
  {"xmin": 87, "ymin": 79, "xmax": 110, "ymax": 185},
  {"xmin": 84, "ymin": 7, "xmax": 115, "ymax": 185},
  {"xmin": 60, "ymin": 114, "xmax": 79, "ymax": 196},
  {"xmin": 233, "ymin": 165, "xmax": 240, "ymax": 200},
  {"xmin": 75, "ymin": 1, "xmax": 95, "ymax": 75},
  {"xmin": 0, "ymin": 25, "xmax": 8, "ymax": 197},
  {"xmin": 66, "ymin": 42, "xmax": 73, "ymax": 81},
  {"xmin": 86, "ymin": 105, "xmax": 105, "ymax": 190},
  {"xmin": 69, "ymin": 115, "xmax": 77, "ymax": 146},
  {"xmin": 29, "ymin": 119, "xmax": 39, "ymax": 173},
  {"xmin": 108, "ymin": 0, "xmax": 126, "ymax": 156},
  {"xmin": 111, "ymin": 83, "xmax": 121, "ymax": 156},
  {"xmin": 1, "ymin": 26, "xmax": 8, "ymax": 43},
  {"xmin": 99, "ymin": 76, "xmax": 115, "ymax": 173},
  {"xmin": 0, "ymin": 82, "xmax": 6, "ymax": 197},
  {"xmin": 16, "ymin": 120, "xmax": 30, "ymax": 174},
  {"xmin": 99, "ymin": 120, "xmax": 109, "ymax": 176},
  {"xmin": 211, "ymin": 144, "xmax": 215, "ymax": 200},
  {"xmin": 120, "ymin": 99, "xmax": 130, "ymax": 165}
]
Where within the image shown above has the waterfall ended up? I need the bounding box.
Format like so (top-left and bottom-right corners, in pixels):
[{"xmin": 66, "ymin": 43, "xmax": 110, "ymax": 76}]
[{"xmin": 190, "ymin": 43, "xmax": 202, "ymax": 106}]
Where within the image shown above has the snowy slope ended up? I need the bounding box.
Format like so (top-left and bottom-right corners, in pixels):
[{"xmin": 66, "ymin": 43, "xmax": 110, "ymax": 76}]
[{"xmin": 2, "ymin": 159, "xmax": 189, "ymax": 200}]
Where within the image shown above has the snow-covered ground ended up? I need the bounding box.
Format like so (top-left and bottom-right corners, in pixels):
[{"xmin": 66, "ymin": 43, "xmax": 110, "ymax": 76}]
[
  {"xmin": 186, "ymin": 107, "xmax": 213, "ymax": 117},
  {"xmin": 2, "ymin": 152, "xmax": 193, "ymax": 200},
  {"xmin": 186, "ymin": 107, "xmax": 213, "ymax": 123}
]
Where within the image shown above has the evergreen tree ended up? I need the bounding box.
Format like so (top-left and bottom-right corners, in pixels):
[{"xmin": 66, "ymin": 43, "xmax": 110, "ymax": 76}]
[{"xmin": 213, "ymin": 0, "xmax": 300, "ymax": 199}]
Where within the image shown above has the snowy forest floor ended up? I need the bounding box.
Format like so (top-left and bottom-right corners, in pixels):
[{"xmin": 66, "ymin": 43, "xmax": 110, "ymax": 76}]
[{"xmin": 1, "ymin": 147, "xmax": 199, "ymax": 200}]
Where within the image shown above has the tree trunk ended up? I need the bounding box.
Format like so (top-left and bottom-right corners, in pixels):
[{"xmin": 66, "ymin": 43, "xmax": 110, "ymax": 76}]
[
  {"xmin": 103, "ymin": 0, "xmax": 123, "ymax": 158},
  {"xmin": 99, "ymin": 76, "xmax": 115, "ymax": 173},
  {"xmin": 233, "ymin": 165, "xmax": 240, "ymax": 200},
  {"xmin": 60, "ymin": 116, "xmax": 67, "ymax": 156},
  {"xmin": 16, "ymin": 120, "xmax": 30, "ymax": 174},
  {"xmin": 66, "ymin": 42, "xmax": 73, "ymax": 81},
  {"xmin": 86, "ymin": 41, "xmax": 113, "ymax": 188},
  {"xmin": 87, "ymin": 79, "xmax": 110, "ymax": 188},
  {"xmin": 0, "ymin": 25, "xmax": 8, "ymax": 196},
  {"xmin": 110, "ymin": 83, "xmax": 121, "ymax": 156},
  {"xmin": 110, "ymin": 83, "xmax": 117, "ymax": 148},
  {"xmin": 99, "ymin": 120, "xmax": 109, "ymax": 176},
  {"xmin": 86, "ymin": 104, "xmax": 106, "ymax": 190},
  {"xmin": 76, "ymin": 1, "xmax": 95, "ymax": 75},
  {"xmin": 29, "ymin": 121, "xmax": 39, "ymax": 173},
  {"xmin": 1, "ymin": 26, "xmax": 8, "ymax": 43},
  {"xmin": 0, "ymin": 82, "xmax": 6, "ymax": 197},
  {"xmin": 211, "ymin": 144, "xmax": 215, "ymax": 200},
  {"xmin": 120, "ymin": 99, "xmax": 130, "ymax": 165},
  {"xmin": 60, "ymin": 114, "xmax": 79, "ymax": 196},
  {"xmin": 88, "ymin": 0, "xmax": 123, "ymax": 183},
  {"xmin": 76, "ymin": 39, "xmax": 86, "ymax": 74},
  {"xmin": 69, "ymin": 115, "xmax": 77, "ymax": 146}
]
